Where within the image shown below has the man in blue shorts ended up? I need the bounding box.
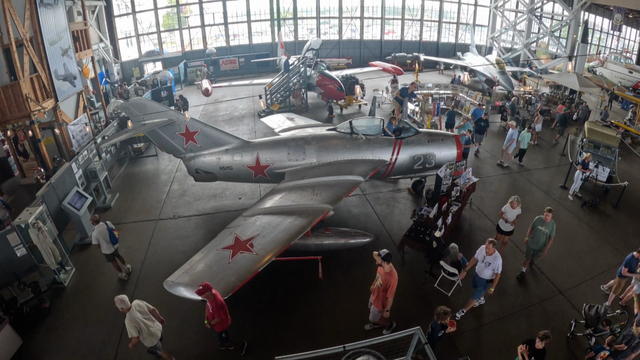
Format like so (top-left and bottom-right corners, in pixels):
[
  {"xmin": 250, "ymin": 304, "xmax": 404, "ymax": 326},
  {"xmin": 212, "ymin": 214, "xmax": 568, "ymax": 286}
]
[{"xmin": 455, "ymin": 239, "xmax": 503, "ymax": 320}]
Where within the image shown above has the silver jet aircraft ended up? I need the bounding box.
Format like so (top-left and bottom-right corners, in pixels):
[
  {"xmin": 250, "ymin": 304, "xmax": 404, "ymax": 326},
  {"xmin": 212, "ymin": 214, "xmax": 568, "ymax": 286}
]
[
  {"xmin": 104, "ymin": 97, "xmax": 462, "ymax": 300},
  {"xmin": 403, "ymin": 36, "xmax": 536, "ymax": 94}
]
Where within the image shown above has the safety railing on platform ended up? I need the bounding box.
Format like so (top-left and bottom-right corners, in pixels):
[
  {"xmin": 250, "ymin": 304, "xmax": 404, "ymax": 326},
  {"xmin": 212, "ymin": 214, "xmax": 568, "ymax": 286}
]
[
  {"xmin": 263, "ymin": 56, "xmax": 310, "ymax": 111},
  {"xmin": 275, "ymin": 326, "xmax": 437, "ymax": 360}
]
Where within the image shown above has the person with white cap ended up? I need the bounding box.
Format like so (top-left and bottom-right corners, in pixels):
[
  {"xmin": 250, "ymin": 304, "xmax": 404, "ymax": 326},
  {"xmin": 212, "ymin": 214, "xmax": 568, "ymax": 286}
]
[
  {"xmin": 365, "ymin": 249, "xmax": 399, "ymax": 334},
  {"xmin": 113, "ymin": 295, "xmax": 174, "ymax": 359}
]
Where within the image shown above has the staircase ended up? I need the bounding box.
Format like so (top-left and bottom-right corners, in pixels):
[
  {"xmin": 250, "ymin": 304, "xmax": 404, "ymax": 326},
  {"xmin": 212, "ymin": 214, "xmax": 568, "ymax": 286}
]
[{"xmin": 260, "ymin": 57, "xmax": 310, "ymax": 116}]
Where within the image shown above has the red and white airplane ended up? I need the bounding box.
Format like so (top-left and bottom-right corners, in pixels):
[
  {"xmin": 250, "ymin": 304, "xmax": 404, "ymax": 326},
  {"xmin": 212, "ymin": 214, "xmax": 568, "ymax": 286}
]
[{"xmin": 210, "ymin": 37, "xmax": 403, "ymax": 102}]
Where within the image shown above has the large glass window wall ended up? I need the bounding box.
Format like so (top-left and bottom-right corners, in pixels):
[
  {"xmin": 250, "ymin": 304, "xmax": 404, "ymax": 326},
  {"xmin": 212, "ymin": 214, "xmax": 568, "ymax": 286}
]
[{"xmin": 112, "ymin": 0, "xmax": 639, "ymax": 62}]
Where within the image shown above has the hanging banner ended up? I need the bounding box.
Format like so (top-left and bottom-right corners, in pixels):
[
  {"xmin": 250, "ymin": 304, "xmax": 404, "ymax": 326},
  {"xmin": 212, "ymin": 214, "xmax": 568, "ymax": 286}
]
[
  {"xmin": 611, "ymin": 7, "xmax": 625, "ymax": 32},
  {"xmin": 67, "ymin": 114, "xmax": 92, "ymax": 152},
  {"xmin": 37, "ymin": 0, "xmax": 83, "ymax": 101}
]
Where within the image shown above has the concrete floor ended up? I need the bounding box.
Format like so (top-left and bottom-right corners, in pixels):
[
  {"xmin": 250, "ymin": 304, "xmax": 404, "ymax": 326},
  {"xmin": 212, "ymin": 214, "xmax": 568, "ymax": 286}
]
[{"xmin": 14, "ymin": 71, "xmax": 640, "ymax": 360}]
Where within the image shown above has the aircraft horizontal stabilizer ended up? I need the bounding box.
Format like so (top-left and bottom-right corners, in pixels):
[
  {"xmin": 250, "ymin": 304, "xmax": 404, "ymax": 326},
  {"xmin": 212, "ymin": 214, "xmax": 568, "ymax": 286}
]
[{"xmin": 99, "ymin": 118, "xmax": 174, "ymax": 148}]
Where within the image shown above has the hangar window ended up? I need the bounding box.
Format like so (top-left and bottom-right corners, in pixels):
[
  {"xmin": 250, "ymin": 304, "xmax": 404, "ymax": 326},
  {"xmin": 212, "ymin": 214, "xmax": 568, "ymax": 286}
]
[
  {"xmin": 116, "ymin": 15, "xmax": 135, "ymax": 38},
  {"xmin": 298, "ymin": 19, "xmax": 318, "ymax": 40},
  {"xmin": 205, "ymin": 25, "xmax": 227, "ymax": 47},
  {"xmin": 422, "ymin": 21, "xmax": 438, "ymax": 42},
  {"xmin": 250, "ymin": 1, "xmax": 271, "ymax": 21},
  {"xmin": 183, "ymin": 28, "xmax": 204, "ymax": 51},
  {"xmin": 139, "ymin": 34, "xmax": 160, "ymax": 55},
  {"xmin": 319, "ymin": 0, "xmax": 339, "ymax": 17},
  {"xmin": 342, "ymin": 18, "xmax": 361, "ymax": 40},
  {"xmin": 363, "ymin": 0, "xmax": 382, "ymax": 18},
  {"xmin": 404, "ymin": 21, "xmax": 421, "ymax": 41},
  {"xmin": 113, "ymin": 0, "xmax": 132, "ymax": 15},
  {"xmin": 136, "ymin": 11, "xmax": 157, "ymax": 34},
  {"xmin": 180, "ymin": 5, "xmax": 201, "ymax": 28},
  {"xmin": 228, "ymin": 23, "xmax": 249, "ymax": 46},
  {"xmin": 226, "ymin": 1, "xmax": 247, "ymax": 23},
  {"xmin": 384, "ymin": 20, "xmax": 401, "ymax": 40},
  {"xmin": 251, "ymin": 21, "xmax": 272, "ymax": 44},
  {"xmin": 118, "ymin": 38, "xmax": 139, "ymax": 61},
  {"xmin": 133, "ymin": 0, "xmax": 152, "ymax": 11},
  {"xmin": 160, "ymin": 31, "xmax": 182, "ymax": 53},
  {"xmin": 203, "ymin": 2, "xmax": 225, "ymax": 25},
  {"xmin": 158, "ymin": 8, "xmax": 179, "ymax": 31},
  {"xmin": 363, "ymin": 19, "xmax": 382, "ymax": 40},
  {"xmin": 298, "ymin": 0, "xmax": 317, "ymax": 18},
  {"xmin": 384, "ymin": 0, "xmax": 402, "ymax": 19},
  {"xmin": 423, "ymin": 1, "xmax": 440, "ymax": 22},
  {"xmin": 320, "ymin": 18, "xmax": 339, "ymax": 40},
  {"xmin": 405, "ymin": 0, "xmax": 421, "ymax": 19}
]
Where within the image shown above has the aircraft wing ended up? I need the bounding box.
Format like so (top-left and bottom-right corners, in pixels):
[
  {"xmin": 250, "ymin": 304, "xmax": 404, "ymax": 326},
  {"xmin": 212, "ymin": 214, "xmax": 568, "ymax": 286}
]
[
  {"xmin": 505, "ymin": 66, "xmax": 538, "ymax": 77},
  {"xmin": 330, "ymin": 61, "xmax": 403, "ymax": 77},
  {"xmin": 259, "ymin": 113, "xmax": 327, "ymax": 135},
  {"xmin": 163, "ymin": 159, "xmax": 387, "ymax": 300},
  {"xmin": 419, "ymin": 56, "xmax": 473, "ymax": 69},
  {"xmin": 419, "ymin": 55, "xmax": 496, "ymax": 80},
  {"xmin": 211, "ymin": 77, "xmax": 272, "ymax": 88}
]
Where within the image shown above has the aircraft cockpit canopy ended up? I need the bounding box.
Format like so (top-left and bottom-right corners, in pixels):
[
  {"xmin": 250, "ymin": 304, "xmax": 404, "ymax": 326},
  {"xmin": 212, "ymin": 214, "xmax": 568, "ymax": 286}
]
[
  {"xmin": 334, "ymin": 117, "xmax": 419, "ymax": 138},
  {"xmin": 494, "ymin": 57, "xmax": 507, "ymax": 71}
]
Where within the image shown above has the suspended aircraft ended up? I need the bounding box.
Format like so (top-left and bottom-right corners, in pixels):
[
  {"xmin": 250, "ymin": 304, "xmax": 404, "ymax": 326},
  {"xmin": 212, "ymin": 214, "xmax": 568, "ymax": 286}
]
[
  {"xmin": 388, "ymin": 35, "xmax": 537, "ymax": 94},
  {"xmin": 103, "ymin": 97, "xmax": 462, "ymax": 300},
  {"xmin": 588, "ymin": 52, "xmax": 640, "ymax": 89},
  {"xmin": 211, "ymin": 38, "xmax": 404, "ymax": 102}
]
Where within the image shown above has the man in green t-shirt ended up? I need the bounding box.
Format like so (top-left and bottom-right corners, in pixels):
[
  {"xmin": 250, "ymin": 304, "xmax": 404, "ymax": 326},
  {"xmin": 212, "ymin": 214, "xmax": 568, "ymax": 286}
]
[{"xmin": 517, "ymin": 207, "xmax": 556, "ymax": 280}]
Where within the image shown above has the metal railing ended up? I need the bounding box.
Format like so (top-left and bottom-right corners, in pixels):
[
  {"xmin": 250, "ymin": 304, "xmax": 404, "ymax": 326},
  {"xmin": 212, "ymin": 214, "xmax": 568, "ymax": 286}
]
[
  {"xmin": 263, "ymin": 56, "xmax": 310, "ymax": 111},
  {"xmin": 275, "ymin": 326, "xmax": 437, "ymax": 360}
]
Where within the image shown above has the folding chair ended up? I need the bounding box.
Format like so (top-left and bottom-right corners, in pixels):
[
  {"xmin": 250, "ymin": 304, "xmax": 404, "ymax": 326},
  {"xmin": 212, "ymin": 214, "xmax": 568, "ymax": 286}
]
[{"xmin": 434, "ymin": 261, "xmax": 462, "ymax": 296}]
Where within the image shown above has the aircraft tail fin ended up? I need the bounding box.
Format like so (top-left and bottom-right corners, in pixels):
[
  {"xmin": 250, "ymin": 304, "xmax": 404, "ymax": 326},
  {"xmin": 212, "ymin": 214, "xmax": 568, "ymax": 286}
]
[
  {"xmin": 368, "ymin": 96, "xmax": 377, "ymax": 117},
  {"xmin": 277, "ymin": 30, "xmax": 286, "ymax": 57},
  {"xmin": 113, "ymin": 98, "xmax": 247, "ymax": 157}
]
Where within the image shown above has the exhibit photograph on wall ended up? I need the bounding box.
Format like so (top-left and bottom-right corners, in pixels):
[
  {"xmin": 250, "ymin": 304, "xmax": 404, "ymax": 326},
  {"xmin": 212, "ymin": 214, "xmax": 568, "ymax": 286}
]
[
  {"xmin": 67, "ymin": 114, "xmax": 92, "ymax": 152},
  {"xmin": 37, "ymin": 0, "xmax": 83, "ymax": 101}
]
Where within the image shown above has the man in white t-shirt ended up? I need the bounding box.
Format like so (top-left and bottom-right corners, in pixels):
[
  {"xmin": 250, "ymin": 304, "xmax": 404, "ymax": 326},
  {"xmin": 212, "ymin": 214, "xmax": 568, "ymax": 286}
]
[
  {"xmin": 91, "ymin": 214, "xmax": 132, "ymax": 280},
  {"xmin": 455, "ymin": 239, "xmax": 503, "ymax": 320},
  {"xmin": 114, "ymin": 295, "xmax": 174, "ymax": 359}
]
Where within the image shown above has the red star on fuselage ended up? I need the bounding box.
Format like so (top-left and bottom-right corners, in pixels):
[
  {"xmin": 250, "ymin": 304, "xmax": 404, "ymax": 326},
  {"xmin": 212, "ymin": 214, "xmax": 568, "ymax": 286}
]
[
  {"xmin": 177, "ymin": 124, "xmax": 199, "ymax": 148},
  {"xmin": 246, "ymin": 153, "xmax": 271, "ymax": 178},
  {"xmin": 219, "ymin": 234, "xmax": 257, "ymax": 263}
]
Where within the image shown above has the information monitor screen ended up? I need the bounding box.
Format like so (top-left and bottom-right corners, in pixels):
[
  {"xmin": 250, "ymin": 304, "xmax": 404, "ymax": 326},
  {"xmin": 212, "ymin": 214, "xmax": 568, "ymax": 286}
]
[{"xmin": 67, "ymin": 191, "xmax": 89, "ymax": 212}]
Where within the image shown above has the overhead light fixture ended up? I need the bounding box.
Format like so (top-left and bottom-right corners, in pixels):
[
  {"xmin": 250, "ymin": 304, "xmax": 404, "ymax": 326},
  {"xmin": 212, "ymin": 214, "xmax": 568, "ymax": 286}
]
[
  {"xmin": 54, "ymin": 128, "xmax": 61, "ymax": 135},
  {"xmin": 28, "ymin": 130, "xmax": 33, "ymax": 137},
  {"xmin": 6, "ymin": 130, "xmax": 11, "ymax": 137},
  {"xmin": 85, "ymin": 125, "xmax": 91, "ymax": 133},
  {"xmin": 127, "ymin": 120, "xmax": 133, "ymax": 129}
]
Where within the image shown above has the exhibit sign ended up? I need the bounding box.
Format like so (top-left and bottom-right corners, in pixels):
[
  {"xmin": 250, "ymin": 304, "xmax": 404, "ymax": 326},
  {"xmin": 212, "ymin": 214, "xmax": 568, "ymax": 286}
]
[
  {"xmin": 37, "ymin": 0, "xmax": 83, "ymax": 101},
  {"xmin": 220, "ymin": 57, "xmax": 240, "ymax": 71},
  {"xmin": 67, "ymin": 114, "xmax": 92, "ymax": 152}
]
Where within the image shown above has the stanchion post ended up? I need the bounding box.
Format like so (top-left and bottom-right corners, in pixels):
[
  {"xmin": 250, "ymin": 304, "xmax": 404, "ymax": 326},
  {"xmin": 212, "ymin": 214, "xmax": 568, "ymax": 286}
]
[
  {"xmin": 615, "ymin": 184, "xmax": 627, "ymax": 209},
  {"xmin": 559, "ymin": 133, "xmax": 570, "ymax": 157},
  {"xmin": 559, "ymin": 162, "xmax": 572, "ymax": 189}
]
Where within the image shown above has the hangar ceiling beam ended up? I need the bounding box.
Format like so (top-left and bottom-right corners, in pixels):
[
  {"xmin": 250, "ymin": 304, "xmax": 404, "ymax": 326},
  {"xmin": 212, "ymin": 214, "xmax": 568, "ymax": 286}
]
[{"xmin": 489, "ymin": 0, "xmax": 591, "ymax": 69}]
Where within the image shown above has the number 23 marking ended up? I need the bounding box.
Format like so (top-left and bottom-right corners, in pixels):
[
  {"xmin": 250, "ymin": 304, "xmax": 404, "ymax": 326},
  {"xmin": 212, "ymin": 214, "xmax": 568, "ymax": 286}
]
[{"xmin": 413, "ymin": 153, "xmax": 436, "ymax": 169}]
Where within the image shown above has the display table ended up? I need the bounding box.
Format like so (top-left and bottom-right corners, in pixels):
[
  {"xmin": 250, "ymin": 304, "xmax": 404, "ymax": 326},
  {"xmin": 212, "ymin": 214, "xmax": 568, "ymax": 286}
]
[
  {"xmin": 0, "ymin": 320, "xmax": 22, "ymax": 359},
  {"xmin": 398, "ymin": 178, "xmax": 478, "ymax": 262}
]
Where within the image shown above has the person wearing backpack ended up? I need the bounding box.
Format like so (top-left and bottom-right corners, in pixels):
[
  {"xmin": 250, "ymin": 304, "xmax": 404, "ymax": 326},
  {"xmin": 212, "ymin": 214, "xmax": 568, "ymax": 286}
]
[{"xmin": 91, "ymin": 214, "xmax": 132, "ymax": 280}]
